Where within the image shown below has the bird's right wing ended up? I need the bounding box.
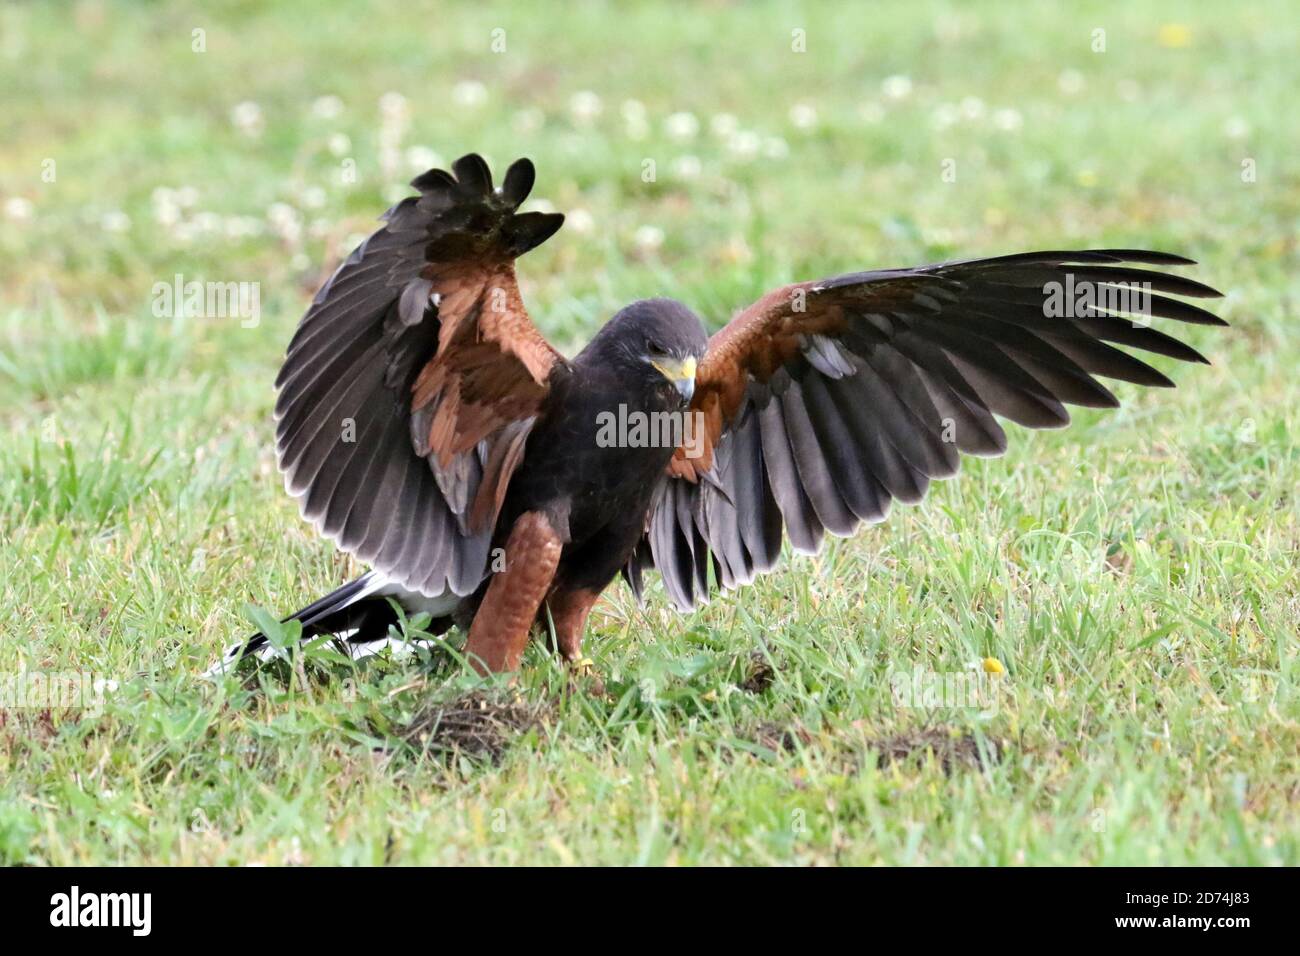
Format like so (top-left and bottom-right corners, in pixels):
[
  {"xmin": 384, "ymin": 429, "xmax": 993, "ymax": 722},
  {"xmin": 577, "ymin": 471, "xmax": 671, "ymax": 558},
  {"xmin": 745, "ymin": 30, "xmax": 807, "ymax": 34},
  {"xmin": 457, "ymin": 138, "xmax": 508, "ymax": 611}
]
[
  {"xmin": 275, "ymin": 154, "xmax": 566, "ymax": 597},
  {"xmin": 631, "ymin": 249, "xmax": 1225, "ymax": 610}
]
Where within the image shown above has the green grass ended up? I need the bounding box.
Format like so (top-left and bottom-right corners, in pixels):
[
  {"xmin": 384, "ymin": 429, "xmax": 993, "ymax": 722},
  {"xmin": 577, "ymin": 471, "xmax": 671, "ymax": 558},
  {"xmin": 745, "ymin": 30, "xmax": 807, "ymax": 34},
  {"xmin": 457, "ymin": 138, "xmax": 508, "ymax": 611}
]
[{"xmin": 1, "ymin": 0, "xmax": 1296, "ymax": 865}]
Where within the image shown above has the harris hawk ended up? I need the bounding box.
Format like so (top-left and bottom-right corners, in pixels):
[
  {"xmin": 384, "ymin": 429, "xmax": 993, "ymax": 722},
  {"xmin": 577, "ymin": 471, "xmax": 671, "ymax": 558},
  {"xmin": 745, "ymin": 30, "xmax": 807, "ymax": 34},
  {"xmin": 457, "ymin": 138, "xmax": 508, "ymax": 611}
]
[{"xmin": 215, "ymin": 153, "xmax": 1224, "ymax": 676}]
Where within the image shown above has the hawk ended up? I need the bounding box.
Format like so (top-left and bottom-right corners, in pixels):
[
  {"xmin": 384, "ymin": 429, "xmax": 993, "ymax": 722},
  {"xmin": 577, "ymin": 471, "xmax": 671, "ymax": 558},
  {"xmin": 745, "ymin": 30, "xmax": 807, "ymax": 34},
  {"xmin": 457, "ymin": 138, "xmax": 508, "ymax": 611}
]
[{"xmin": 215, "ymin": 154, "xmax": 1224, "ymax": 676}]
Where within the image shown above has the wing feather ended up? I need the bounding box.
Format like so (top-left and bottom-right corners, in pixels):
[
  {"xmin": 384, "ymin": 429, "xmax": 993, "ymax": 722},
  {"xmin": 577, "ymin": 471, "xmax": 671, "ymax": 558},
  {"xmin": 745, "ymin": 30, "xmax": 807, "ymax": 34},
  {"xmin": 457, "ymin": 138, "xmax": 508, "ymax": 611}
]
[
  {"xmin": 641, "ymin": 249, "xmax": 1224, "ymax": 609},
  {"xmin": 275, "ymin": 154, "xmax": 566, "ymax": 597}
]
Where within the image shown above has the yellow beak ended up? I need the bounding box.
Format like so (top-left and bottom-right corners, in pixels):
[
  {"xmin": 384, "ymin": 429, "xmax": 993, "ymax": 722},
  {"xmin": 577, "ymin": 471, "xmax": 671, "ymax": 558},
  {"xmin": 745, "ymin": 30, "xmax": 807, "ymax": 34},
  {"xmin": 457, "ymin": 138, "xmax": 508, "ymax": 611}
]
[{"xmin": 651, "ymin": 355, "xmax": 697, "ymax": 401}]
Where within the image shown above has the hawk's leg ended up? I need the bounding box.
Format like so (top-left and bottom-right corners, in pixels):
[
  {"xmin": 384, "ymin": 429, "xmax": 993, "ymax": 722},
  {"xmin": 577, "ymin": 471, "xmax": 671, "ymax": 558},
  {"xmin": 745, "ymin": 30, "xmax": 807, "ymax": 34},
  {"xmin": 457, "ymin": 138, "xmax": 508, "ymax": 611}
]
[
  {"xmin": 545, "ymin": 586, "xmax": 601, "ymax": 661},
  {"xmin": 464, "ymin": 511, "xmax": 563, "ymax": 674},
  {"xmin": 543, "ymin": 586, "xmax": 605, "ymax": 695}
]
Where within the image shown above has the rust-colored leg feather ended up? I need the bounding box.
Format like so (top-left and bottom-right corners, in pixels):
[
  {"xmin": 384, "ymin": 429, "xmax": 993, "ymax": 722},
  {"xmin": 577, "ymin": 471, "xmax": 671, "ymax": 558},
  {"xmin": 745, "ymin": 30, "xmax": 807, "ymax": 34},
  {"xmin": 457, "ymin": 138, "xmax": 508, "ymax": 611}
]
[
  {"xmin": 545, "ymin": 587, "xmax": 601, "ymax": 661},
  {"xmin": 465, "ymin": 511, "xmax": 562, "ymax": 673}
]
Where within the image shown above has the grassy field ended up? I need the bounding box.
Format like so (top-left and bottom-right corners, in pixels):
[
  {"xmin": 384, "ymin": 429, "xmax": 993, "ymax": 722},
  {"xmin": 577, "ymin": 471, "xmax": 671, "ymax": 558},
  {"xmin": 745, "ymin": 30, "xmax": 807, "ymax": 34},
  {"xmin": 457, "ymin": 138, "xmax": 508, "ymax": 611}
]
[{"xmin": 1, "ymin": 0, "xmax": 1296, "ymax": 865}]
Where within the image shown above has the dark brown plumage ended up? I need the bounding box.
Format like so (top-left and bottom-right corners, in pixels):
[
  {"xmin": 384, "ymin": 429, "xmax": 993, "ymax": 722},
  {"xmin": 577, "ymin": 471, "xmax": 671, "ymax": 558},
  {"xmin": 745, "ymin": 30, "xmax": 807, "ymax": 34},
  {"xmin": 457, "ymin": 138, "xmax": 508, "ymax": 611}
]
[{"xmin": 216, "ymin": 153, "xmax": 1225, "ymax": 677}]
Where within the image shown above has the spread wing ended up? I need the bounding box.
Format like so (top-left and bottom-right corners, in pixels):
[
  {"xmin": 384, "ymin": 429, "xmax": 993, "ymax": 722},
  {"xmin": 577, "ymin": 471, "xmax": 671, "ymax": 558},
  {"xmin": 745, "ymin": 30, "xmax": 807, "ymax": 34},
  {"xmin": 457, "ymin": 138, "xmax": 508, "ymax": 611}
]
[
  {"xmin": 275, "ymin": 154, "xmax": 566, "ymax": 597},
  {"xmin": 629, "ymin": 249, "xmax": 1225, "ymax": 610}
]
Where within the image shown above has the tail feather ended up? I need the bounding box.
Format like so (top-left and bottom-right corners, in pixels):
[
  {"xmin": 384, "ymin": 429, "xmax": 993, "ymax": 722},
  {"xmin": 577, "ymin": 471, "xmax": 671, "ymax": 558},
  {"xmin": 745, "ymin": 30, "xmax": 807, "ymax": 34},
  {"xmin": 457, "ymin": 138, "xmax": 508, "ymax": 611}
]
[{"xmin": 205, "ymin": 572, "xmax": 461, "ymax": 676}]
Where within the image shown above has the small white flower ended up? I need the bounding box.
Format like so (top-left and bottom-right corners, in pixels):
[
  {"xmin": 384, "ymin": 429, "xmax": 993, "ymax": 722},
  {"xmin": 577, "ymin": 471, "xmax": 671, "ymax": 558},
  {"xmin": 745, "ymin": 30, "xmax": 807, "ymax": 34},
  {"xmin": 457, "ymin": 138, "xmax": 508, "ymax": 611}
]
[
  {"xmin": 267, "ymin": 202, "xmax": 302, "ymax": 242},
  {"xmin": 789, "ymin": 103, "xmax": 817, "ymax": 129},
  {"xmin": 300, "ymin": 185, "xmax": 327, "ymax": 209},
  {"xmin": 621, "ymin": 100, "xmax": 649, "ymax": 139},
  {"xmin": 665, "ymin": 111, "xmax": 699, "ymax": 141},
  {"xmin": 992, "ymin": 107, "xmax": 1023, "ymax": 131},
  {"xmin": 406, "ymin": 145, "xmax": 441, "ymax": 171},
  {"xmin": 960, "ymin": 96, "xmax": 985, "ymax": 120},
  {"xmin": 379, "ymin": 91, "xmax": 409, "ymax": 120},
  {"xmin": 710, "ymin": 113, "xmax": 739, "ymax": 137},
  {"xmin": 151, "ymin": 188, "xmax": 180, "ymax": 225},
  {"xmin": 569, "ymin": 90, "xmax": 603, "ymax": 124},
  {"xmin": 568, "ymin": 208, "xmax": 595, "ymax": 234},
  {"xmin": 327, "ymin": 133, "xmax": 352, "ymax": 157},
  {"xmin": 1224, "ymin": 116, "xmax": 1250, "ymax": 140},
  {"xmin": 267, "ymin": 202, "xmax": 296, "ymax": 225},
  {"xmin": 931, "ymin": 103, "xmax": 959, "ymax": 130},
  {"xmin": 633, "ymin": 225, "xmax": 664, "ymax": 252},
  {"xmin": 453, "ymin": 80, "xmax": 487, "ymax": 107},
  {"xmin": 311, "ymin": 95, "xmax": 343, "ymax": 119},
  {"xmin": 101, "ymin": 210, "xmax": 131, "ymax": 233},
  {"xmin": 231, "ymin": 100, "xmax": 264, "ymax": 137},
  {"xmin": 671, "ymin": 155, "xmax": 702, "ymax": 179},
  {"xmin": 882, "ymin": 74, "xmax": 913, "ymax": 100},
  {"xmin": 1058, "ymin": 69, "xmax": 1084, "ymax": 95},
  {"xmin": 194, "ymin": 211, "xmax": 222, "ymax": 234},
  {"xmin": 153, "ymin": 201, "xmax": 180, "ymax": 226},
  {"xmin": 175, "ymin": 186, "xmax": 199, "ymax": 208},
  {"xmin": 4, "ymin": 197, "xmax": 33, "ymax": 221},
  {"xmin": 727, "ymin": 130, "xmax": 761, "ymax": 159}
]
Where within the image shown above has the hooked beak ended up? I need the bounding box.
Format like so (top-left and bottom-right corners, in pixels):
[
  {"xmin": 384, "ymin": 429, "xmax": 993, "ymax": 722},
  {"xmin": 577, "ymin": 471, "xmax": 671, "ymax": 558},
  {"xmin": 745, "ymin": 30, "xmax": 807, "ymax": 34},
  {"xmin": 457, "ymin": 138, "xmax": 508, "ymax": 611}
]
[{"xmin": 650, "ymin": 355, "xmax": 697, "ymax": 403}]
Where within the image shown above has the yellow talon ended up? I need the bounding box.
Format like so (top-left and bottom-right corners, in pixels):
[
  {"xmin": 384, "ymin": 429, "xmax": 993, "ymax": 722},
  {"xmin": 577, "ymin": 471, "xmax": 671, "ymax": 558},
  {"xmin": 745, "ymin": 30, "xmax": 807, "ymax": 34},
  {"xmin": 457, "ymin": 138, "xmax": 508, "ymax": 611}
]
[{"xmin": 565, "ymin": 656, "xmax": 606, "ymax": 697}]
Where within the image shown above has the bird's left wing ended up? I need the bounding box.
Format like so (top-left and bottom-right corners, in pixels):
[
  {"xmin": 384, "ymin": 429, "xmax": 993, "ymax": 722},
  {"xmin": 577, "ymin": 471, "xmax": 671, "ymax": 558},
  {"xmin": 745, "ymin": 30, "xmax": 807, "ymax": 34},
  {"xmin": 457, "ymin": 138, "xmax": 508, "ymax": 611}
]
[
  {"xmin": 630, "ymin": 249, "xmax": 1225, "ymax": 610},
  {"xmin": 275, "ymin": 154, "xmax": 566, "ymax": 597}
]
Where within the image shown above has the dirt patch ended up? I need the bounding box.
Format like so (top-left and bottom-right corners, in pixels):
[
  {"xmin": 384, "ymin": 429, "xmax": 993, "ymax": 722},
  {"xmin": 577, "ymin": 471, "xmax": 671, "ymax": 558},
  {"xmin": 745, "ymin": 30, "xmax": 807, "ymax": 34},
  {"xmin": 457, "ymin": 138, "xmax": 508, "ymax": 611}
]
[
  {"xmin": 749, "ymin": 720, "xmax": 814, "ymax": 753},
  {"xmin": 738, "ymin": 652, "xmax": 776, "ymax": 694},
  {"xmin": 868, "ymin": 728, "xmax": 1001, "ymax": 774},
  {"xmin": 396, "ymin": 691, "xmax": 549, "ymax": 763}
]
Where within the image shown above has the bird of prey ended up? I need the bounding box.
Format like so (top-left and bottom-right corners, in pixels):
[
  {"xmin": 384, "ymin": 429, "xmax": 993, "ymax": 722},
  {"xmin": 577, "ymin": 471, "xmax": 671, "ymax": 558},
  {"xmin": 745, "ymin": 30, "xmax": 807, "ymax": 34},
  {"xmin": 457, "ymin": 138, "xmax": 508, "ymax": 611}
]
[{"xmin": 216, "ymin": 153, "xmax": 1223, "ymax": 676}]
